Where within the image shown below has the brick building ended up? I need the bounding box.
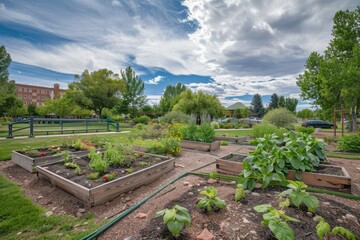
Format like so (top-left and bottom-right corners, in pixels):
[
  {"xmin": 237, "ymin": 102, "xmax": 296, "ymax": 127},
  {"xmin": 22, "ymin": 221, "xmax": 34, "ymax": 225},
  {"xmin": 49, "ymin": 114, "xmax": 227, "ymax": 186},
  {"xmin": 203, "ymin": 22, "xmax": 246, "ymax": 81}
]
[{"xmin": 12, "ymin": 81, "xmax": 66, "ymax": 106}]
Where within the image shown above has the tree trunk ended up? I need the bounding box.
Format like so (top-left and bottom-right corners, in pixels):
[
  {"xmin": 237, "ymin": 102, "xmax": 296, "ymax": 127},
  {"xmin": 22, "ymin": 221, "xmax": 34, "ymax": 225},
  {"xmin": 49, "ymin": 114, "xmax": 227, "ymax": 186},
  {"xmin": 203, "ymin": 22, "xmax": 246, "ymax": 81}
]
[{"xmin": 196, "ymin": 115, "xmax": 201, "ymax": 125}]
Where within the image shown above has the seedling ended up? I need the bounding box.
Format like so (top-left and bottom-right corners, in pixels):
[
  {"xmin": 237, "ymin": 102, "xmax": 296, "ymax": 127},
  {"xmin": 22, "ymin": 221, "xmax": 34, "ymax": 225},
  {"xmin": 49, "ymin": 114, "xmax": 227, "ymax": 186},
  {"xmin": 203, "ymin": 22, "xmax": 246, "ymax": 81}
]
[
  {"xmin": 197, "ymin": 186, "xmax": 226, "ymax": 212},
  {"xmin": 155, "ymin": 205, "xmax": 191, "ymax": 238},
  {"xmin": 74, "ymin": 166, "xmax": 81, "ymax": 175},
  {"xmin": 278, "ymin": 180, "xmax": 319, "ymax": 213},
  {"xmin": 314, "ymin": 216, "xmax": 357, "ymax": 240},
  {"xmin": 87, "ymin": 172, "xmax": 99, "ymax": 180},
  {"xmin": 64, "ymin": 161, "xmax": 78, "ymax": 169},
  {"xmin": 138, "ymin": 161, "xmax": 149, "ymax": 167},
  {"xmin": 234, "ymin": 184, "xmax": 246, "ymax": 202},
  {"xmin": 23, "ymin": 146, "xmax": 40, "ymax": 157},
  {"xmin": 103, "ymin": 172, "xmax": 117, "ymax": 182},
  {"xmin": 254, "ymin": 204, "xmax": 299, "ymax": 240},
  {"xmin": 125, "ymin": 168, "xmax": 135, "ymax": 173},
  {"xmin": 63, "ymin": 150, "xmax": 71, "ymax": 163}
]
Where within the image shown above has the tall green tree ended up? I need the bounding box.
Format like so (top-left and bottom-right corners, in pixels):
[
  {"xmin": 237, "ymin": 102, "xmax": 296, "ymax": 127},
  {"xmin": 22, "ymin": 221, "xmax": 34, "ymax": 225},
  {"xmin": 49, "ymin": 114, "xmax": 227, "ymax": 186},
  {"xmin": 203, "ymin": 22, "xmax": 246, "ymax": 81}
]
[
  {"xmin": 297, "ymin": 6, "xmax": 360, "ymax": 118},
  {"xmin": 250, "ymin": 94, "xmax": 265, "ymax": 118},
  {"xmin": 117, "ymin": 67, "xmax": 146, "ymax": 117},
  {"xmin": 173, "ymin": 89, "xmax": 223, "ymax": 124},
  {"xmin": 297, "ymin": 109, "xmax": 314, "ymax": 119},
  {"xmin": 0, "ymin": 45, "xmax": 18, "ymax": 116},
  {"xmin": 159, "ymin": 83, "xmax": 186, "ymax": 113},
  {"xmin": 268, "ymin": 93, "xmax": 279, "ymax": 109},
  {"xmin": 67, "ymin": 69, "xmax": 124, "ymax": 118},
  {"xmin": 278, "ymin": 96, "xmax": 285, "ymax": 108},
  {"xmin": 284, "ymin": 97, "xmax": 298, "ymax": 113},
  {"xmin": 27, "ymin": 103, "xmax": 38, "ymax": 116}
]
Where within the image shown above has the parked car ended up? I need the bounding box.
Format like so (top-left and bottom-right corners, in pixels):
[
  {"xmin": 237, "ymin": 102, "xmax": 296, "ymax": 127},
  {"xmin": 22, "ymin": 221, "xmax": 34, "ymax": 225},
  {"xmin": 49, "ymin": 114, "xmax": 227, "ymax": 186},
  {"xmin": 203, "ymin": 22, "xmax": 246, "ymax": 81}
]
[{"xmin": 301, "ymin": 120, "xmax": 335, "ymax": 129}]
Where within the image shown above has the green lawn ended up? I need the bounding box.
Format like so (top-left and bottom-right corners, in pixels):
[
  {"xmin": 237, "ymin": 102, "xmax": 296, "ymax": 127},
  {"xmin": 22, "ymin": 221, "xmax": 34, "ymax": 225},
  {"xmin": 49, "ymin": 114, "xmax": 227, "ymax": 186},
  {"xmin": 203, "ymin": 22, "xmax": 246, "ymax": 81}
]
[
  {"xmin": 0, "ymin": 133, "xmax": 131, "ymax": 161},
  {"xmin": 0, "ymin": 175, "xmax": 101, "ymax": 239},
  {"xmin": 215, "ymin": 129, "xmax": 253, "ymax": 137}
]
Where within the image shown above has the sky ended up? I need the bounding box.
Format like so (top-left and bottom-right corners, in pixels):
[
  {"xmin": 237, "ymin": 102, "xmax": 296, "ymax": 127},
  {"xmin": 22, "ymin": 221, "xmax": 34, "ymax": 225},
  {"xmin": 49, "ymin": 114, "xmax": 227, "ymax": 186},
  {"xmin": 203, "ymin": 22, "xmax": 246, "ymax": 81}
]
[{"xmin": 0, "ymin": 0, "xmax": 357, "ymax": 110}]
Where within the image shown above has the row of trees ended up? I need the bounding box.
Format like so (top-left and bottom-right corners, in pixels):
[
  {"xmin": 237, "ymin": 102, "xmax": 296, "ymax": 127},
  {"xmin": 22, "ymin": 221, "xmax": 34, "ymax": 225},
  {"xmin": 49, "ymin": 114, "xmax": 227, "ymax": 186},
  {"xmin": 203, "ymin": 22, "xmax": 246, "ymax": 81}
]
[{"xmin": 249, "ymin": 93, "xmax": 299, "ymax": 118}]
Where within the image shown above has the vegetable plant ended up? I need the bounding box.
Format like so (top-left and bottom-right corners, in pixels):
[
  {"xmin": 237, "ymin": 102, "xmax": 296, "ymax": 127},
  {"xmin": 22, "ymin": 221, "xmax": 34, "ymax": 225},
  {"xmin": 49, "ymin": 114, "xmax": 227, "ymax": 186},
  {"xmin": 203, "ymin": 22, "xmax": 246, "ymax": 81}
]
[
  {"xmin": 64, "ymin": 161, "xmax": 78, "ymax": 169},
  {"xmin": 22, "ymin": 146, "xmax": 40, "ymax": 157},
  {"xmin": 103, "ymin": 172, "xmax": 117, "ymax": 182},
  {"xmin": 74, "ymin": 166, "xmax": 81, "ymax": 175},
  {"xmin": 234, "ymin": 184, "xmax": 246, "ymax": 202},
  {"xmin": 89, "ymin": 158, "xmax": 108, "ymax": 174},
  {"xmin": 125, "ymin": 168, "xmax": 135, "ymax": 173},
  {"xmin": 87, "ymin": 172, "xmax": 99, "ymax": 180},
  {"xmin": 314, "ymin": 216, "xmax": 357, "ymax": 240},
  {"xmin": 62, "ymin": 150, "xmax": 71, "ymax": 163},
  {"xmin": 254, "ymin": 204, "xmax": 299, "ymax": 240},
  {"xmin": 155, "ymin": 205, "xmax": 191, "ymax": 238},
  {"xmin": 138, "ymin": 162, "xmax": 149, "ymax": 167},
  {"xmin": 278, "ymin": 180, "xmax": 319, "ymax": 213},
  {"xmin": 197, "ymin": 186, "xmax": 226, "ymax": 212}
]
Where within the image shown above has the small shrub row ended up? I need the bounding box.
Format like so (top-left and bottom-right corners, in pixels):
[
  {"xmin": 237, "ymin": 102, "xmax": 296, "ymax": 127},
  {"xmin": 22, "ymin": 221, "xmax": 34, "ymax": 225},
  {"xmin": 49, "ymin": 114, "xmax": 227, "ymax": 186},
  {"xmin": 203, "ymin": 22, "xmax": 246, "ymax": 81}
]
[{"xmin": 337, "ymin": 134, "xmax": 360, "ymax": 153}]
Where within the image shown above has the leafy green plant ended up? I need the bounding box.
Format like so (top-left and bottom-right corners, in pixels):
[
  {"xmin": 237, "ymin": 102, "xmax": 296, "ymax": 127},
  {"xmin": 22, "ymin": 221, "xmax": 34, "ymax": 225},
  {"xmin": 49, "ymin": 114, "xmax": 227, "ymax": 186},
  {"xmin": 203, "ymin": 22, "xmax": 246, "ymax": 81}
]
[
  {"xmin": 197, "ymin": 186, "xmax": 226, "ymax": 212},
  {"xmin": 220, "ymin": 140, "xmax": 228, "ymax": 146},
  {"xmin": 74, "ymin": 166, "xmax": 81, "ymax": 175},
  {"xmin": 314, "ymin": 216, "xmax": 357, "ymax": 240},
  {"xmin": 337, "ymin": 134, "xmax": 360, "ymax": 153},
  {"xmin": 155, "ymin": 205, "xmax": 191, "ymax": 238},
  {"xmin": 159, "ymin": 111, "xmax": 192, "ymax": 124},
  {"xmin": 295, "ymin": 126, "xmax": 315, "ymax": 135},
  {"xmin": 262, "ymin": 108, "xmax": 297, "ymax": 128},
  {"xmin": 234, "ymin": 184, "xmax": 246, "ymax": 202},
  {"xmin": 133, "ymin": 115, "xmax": 151, "ymax": 124},
  {"xmin": 22, "ymin": 146, "xmax": 40, "ymax": 157},
  {"xmin": 62, "ymin": 150, "xmax": 71, "ymax": 163},
  {"xmin": 239, "ymin": 131, "xmax": 327, "ymax": 190},
  {"xmin": 103, "ymin": 172, "xmax": 117, "ymax": 182},
  {"xmin": 138, "ymin": 161, "xmax": 149, "ymax": 167},
  {"xmin": 125, "ymin": 168, "xmax": 135, "ymax": 173},
  {"xmin": 278, "ymin": 181, "xmax": 319, "ymax": 213},
  {"xmin": 87, "ymin": 172, "xmax": 99, "ymax": 180},
  {"xmin": 254, "ymin": 204, "xmax": 299, "ymax": 240},
  {"xmin": 181, "ymin": 123, "xmax": 215, "ymax": 143},
  {"xmin": 147, "ymin": 137, "xmax": 181, "ymax": 156},
  {"xmin": 64, "ymin": 161, "xmax": 78, "ymax": 169}
]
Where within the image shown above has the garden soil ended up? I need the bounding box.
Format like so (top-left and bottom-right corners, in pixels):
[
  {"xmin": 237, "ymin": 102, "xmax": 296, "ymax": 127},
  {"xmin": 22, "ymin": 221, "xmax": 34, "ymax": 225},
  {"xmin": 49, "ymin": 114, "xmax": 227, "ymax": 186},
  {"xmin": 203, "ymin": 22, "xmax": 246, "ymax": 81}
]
[{"xmin": 0, "ymin": 144, "xmax": 360, "ymax": 239}]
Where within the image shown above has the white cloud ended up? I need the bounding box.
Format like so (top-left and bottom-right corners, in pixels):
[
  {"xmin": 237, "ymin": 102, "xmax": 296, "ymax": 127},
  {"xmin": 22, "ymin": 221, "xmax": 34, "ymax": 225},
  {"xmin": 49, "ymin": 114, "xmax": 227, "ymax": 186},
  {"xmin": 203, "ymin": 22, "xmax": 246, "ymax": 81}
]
[{"xmin": 145, "ymin": 75, "xmax": 165, "ymax": 85}]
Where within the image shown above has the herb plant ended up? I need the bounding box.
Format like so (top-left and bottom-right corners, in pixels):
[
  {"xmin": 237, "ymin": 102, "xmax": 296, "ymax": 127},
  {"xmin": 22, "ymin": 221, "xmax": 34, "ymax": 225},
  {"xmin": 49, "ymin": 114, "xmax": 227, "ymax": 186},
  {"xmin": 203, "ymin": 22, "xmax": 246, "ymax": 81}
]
[
  {"xmin": 314, "ymin": 216, "xmax": 357, "ymax": 240},
  {"xmin": 74, "ymin": 166, "xmax": 81, "ymax": 175},
  {"xmin": 89, "ymin": 158, "xmax": 108, "ymax": 174},
  {"xmin": 155, "ymin": 205, "xmax": 191, "ymax": 238},
  {"xmin": 254, "ymin": 204, "xmax": 299, "ymax": 240},
  {"xmin": 22, "ymin": 146, "xmax": 40, "ymax": 157},
  {"xmin": 64, "ymin": 161, "xmax": 79, "ymax": 169},
  {"xmin": 197, "ymin": 186, "xmax": 226, "ymax": 212},
  {"xmin": 278, "ymin": 181, "xmax": 319, "ymax": 213},
  {"xmin": 103, "ymin": 172, "xmax": 117, "ymax": 182},
  {"xmin": 234, "ymin": 184, "xmax": 246, "ymax": 202},
  {"xmin": 87, "ymin": 172, "xmax": 99, "ymax": 180}
]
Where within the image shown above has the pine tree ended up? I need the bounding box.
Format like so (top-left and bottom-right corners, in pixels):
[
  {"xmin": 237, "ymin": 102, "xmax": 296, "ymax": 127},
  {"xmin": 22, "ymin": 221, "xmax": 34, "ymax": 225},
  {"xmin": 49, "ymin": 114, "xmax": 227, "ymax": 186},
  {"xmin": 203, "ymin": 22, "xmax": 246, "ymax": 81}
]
[
  {"xmin": 250, "ymin": 94, "xmax": 265, "ymax": 118},
  {"xmin": 268, "ymin": 93, "xmax": 279, "ymax": 109}
]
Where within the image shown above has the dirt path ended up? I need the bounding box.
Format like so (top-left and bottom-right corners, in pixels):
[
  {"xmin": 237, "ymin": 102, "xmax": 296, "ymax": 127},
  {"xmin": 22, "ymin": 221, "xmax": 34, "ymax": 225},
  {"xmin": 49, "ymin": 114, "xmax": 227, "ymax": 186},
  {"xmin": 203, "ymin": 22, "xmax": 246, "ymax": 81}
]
[{"xmin": 0, "ymin": 143, "xmax": 359, "ymax": 239}]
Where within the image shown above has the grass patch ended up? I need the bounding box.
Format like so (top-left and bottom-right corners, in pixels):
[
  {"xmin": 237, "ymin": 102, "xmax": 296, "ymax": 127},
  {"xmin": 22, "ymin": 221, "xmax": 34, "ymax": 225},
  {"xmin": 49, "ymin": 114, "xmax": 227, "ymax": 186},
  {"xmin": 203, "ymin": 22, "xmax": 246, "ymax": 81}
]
[
  {"xmin": 215, "ymin": 129, "xmax": 253, "ymax": 137},
  {"xmin": 0, "ymin": 175, "xmax": 101, "ymax": 239},
  {"xmin": 0, "ymin": 133, "xmax": 131, "ymax": 161},
  {"xmin": 325, "ymin": 152, "xmax": 360, "ymax": 160}
]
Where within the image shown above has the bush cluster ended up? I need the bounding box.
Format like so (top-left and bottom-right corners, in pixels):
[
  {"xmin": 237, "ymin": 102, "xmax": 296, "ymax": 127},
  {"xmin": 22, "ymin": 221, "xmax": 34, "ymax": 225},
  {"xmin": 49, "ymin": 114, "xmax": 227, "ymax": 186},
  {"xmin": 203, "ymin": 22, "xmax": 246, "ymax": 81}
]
[
  {"xmin": 262, "ymin": 108, "xmax": 296, "ymax": 128},
  {"xmin": 147, "ymin": 138, "xmax": 181, "ymax": 156},
  {"xmin": 295, "ymin": 126, "xmax": 315, "ymax": 135},
  {"xmin": 337, "ymin": 134, "xmax": 360, "ymax": 153},
  {"xmin": 133, "ymin": 115, "xmax": 151, "ymax": 124},
  {"xmin": 182, "ymin": 123, "xmax": 215, "ymax": 143},
  {"xmin": 159, "ymin": 111, "xmax": 192, "ymax": 124}
]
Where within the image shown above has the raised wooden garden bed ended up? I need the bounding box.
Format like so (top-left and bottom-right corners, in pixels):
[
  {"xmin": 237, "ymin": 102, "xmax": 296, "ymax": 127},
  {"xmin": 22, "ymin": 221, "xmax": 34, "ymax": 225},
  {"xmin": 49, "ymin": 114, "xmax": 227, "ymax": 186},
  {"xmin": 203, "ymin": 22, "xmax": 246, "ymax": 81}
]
[
  {"xmin": 12, "ymin": 149, "xmax": 90, "ymax": 173},
  {"xmin": 216, "ymin": 153, "xmax": 248, "ymax": 175},
  {"xmin": 180, "ymin": 140, "xmax": 220, "ymax": 152},
  {"xmin": 215, "ymin": 136, "xmax": 254, "ymax": 143},
  {"xmin": 216, "ymin": 153, "xmax": 352, "ymax": 192},
  {"xmin": 36, "ymin": 152, "xmax": 175, "ymax": 206}
]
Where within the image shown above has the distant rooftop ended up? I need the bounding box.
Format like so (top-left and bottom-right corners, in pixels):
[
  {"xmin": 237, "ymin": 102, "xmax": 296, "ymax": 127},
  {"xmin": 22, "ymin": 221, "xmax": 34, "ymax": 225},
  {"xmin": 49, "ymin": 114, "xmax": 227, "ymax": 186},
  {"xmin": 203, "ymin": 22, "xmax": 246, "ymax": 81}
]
[{"xmin": 225, "ymin": 102, "xmax": 247, "ymax": 110}]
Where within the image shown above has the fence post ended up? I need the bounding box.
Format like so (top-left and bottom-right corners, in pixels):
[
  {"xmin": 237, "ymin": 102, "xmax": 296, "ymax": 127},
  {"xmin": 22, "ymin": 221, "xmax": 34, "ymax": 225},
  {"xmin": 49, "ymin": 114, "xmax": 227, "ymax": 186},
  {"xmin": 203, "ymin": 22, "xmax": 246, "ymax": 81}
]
[
  {"xmin": 107, "ymin": 119, "xmax": 110, "ymax": 131},
  {"xmin": 116, "ymin": 122, "xmax": 120, "ymax": 132},
  {"xmin": 60, "ymin": 120, "xmax": 63, "ymax": 133},
  {"xmin": 29, "ymin": 116, "xmax": 34, "ymax": 138},
  {"xmin": 7, "ymin": 123, "xmax": 13, "ymax": 138}
]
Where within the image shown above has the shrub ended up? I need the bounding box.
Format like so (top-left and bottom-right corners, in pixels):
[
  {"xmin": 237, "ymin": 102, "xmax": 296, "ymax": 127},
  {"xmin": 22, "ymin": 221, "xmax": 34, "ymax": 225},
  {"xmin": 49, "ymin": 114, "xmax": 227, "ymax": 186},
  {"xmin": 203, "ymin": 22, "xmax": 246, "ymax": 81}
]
[
  {"xmin": 252, "ymin": 123, "xmax": 288, "ymax": 137},
  {"xmin": 166, "ymin": 123, "xmax": 186, "ymax": 139},
  {"xmin": 133, "ymin": 115, "xmax": 151, "ymax": 124},
  {"xmin": 295, "ymin": 126, "xmax": 315, "ymax": 134},
  {"xmin": 147, "ymin": 138, "xmax": 181, "ymax": 156},
  {"xmin": 262, "ymin": 108, "xmax": 296, "ymax": 128},
  {"xmin": 210, "ymin": 121, "xmax": 220, "ymax": 129},
  {"xmin": 135, "ymin": 123, "xmax": 145, "ymax": 130},
  {"xmin": 132, "ymin": 123, "xmax": 164, "ymax": 139},
  {"xmin": 159, "ymin": 111, "xmax": 192, "ymax": 124},
  {"xmin": 182, "ymin": 123, "xmax": 215, "ymax": 143},
  {"xmin": 337, "ymin": 134, "xmax": 360, "ymax": 152}
]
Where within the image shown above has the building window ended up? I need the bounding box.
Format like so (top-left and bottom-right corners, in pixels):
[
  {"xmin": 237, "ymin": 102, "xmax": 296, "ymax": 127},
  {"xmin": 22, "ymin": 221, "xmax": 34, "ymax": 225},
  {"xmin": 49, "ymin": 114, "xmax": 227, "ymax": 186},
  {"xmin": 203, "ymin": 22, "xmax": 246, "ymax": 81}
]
[
  {"xmin": 24, "ymin": 95, "xmax": 27, "ymax": 99},
  {"xmin": 24, "ymin": 88, "xmax": 28, "ymax": 92},
  {"xmin": 19, "ymin": 88, "xmax": 22, "ymax": 92},
  {"xmin": 37, "ymin": 89, "xmax": 41, "ymax": 93},
  {"xmin": 29, "ymin": 95, "xmax": 32, "ymax": 99},
  {"xmin": 18, "ymin": 94, "xmax": 22, "ymax": 98},
  {"xmin": 37, "ymin": 96, "xmax": 41, "ymax": 99},
  {"xmin": 29, "ymin": 89, "xmax": 32, "ymax": 93}
]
